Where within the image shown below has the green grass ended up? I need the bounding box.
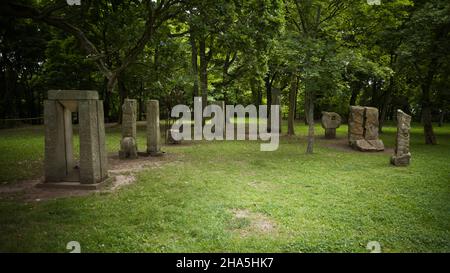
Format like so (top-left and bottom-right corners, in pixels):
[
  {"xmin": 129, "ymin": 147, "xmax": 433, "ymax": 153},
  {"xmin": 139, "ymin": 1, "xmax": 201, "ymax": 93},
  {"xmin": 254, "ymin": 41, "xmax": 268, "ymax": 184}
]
[{"xmin": 0, "ymin": 121, "xmax": 449, "ymax": 252}]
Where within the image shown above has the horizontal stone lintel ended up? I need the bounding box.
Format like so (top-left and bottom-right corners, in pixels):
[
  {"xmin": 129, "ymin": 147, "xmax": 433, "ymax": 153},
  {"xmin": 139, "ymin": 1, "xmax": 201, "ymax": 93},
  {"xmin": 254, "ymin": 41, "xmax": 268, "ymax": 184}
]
[{"xmin": 48, "ymin": 90, "xmax": 99, "ymax": 100}]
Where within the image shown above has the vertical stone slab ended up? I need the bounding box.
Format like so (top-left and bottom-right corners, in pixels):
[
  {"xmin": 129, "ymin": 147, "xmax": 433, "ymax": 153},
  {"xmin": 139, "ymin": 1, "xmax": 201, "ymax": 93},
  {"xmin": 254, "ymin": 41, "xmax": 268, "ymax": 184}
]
[
  {"xmin": 391, "ymin": 109, "xmax": 411, "ymax": 166},
  {"xmin": 96, "ymin": 100, "xmax": 108, "ymax": 179},
  {"xmin": 63, "ymin": 107, "xmax": 77, "ymax": 181},
  {"xmin": 44, "ymin": 100, "xmax": 68, "ymax": 182},
  {"xmin": 364, "ymin": 107, "xmax": 379, "ymax": 140},
  {"xmin": 348, "ymin": 106, "xmax": 365, "ymax": 145},
  {"xmin": 79, "ymin": 100, "xmax": 103, "ymax": 184},
  {"xmin": 147, "ymin": 100, "xmax": 161, "ymax": 155},
  {"xmin": 121, "ymin": 99, "xmax": 137, "ymax": 139}
]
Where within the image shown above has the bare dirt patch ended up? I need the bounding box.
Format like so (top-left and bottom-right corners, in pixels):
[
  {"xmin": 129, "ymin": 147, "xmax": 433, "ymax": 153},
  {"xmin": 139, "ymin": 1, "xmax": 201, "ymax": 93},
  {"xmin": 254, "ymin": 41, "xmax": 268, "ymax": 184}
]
[
  {"xmin": 0, "ymin": 152, "xmax": 181, "ymax": 202},
  {"xmin": 320, "ymin": 137, "xmax": 394, "ymax": 154},
  {"xmin": 229, "ymin": 209, "xmax": 277, "ymax": 237}
]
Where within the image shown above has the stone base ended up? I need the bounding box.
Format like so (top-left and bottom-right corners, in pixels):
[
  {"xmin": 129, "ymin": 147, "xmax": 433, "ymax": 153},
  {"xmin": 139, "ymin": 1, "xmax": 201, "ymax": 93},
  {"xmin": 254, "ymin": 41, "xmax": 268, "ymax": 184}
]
[
  {"xmin": 148, "ymin": 151, "xmax": 165, "ymax": 157},
  {"xmin": 36, "ymin": 176, "xmax": 114, "ymax": 190},
  {"xmin": 119, "ymin": 137, "xmax": 138, "ymax": 159},
  {"xmin": 119, "ymin": 150, "xmax": 138, "ymax": 159},
  {"xmin": 324, "ymin": 128, "xmax": 336, "ymax": 139},
  {"xmin": 391, "ymin": 153, "xmax": 411, "ymax": 166},
  {"xmin": 353, "ymin": 139, "xmax": 384, "ymax": 152}
]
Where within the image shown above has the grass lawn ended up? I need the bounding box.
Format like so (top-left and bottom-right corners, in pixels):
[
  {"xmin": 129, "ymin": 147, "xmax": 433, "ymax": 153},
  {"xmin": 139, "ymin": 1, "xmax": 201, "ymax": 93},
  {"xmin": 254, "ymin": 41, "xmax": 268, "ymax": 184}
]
[{"xmin": 0, "ymin": 121, "xmax": 449, "ymax": 252}]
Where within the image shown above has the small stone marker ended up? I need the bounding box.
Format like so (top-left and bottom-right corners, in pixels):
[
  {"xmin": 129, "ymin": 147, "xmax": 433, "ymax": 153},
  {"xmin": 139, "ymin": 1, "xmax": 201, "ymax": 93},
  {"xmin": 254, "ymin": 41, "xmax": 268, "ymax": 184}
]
[
  {"xmin": 391, "ymin": 109, "xmax": 412, "ymax": 166},
  {"xmin": 348, "ymin": 106, "xmax": 384, "ymax": 151},
  {"xmin": 321, "ymin": 111, "xmax": 341, "ymax": 139},
  {"xmin": 146, "ymin": 100, "xmax": 162, "ymax": 155},
  {"xmin": 119, "ymin": 99, "xmax": 138, "ymax": 159}
]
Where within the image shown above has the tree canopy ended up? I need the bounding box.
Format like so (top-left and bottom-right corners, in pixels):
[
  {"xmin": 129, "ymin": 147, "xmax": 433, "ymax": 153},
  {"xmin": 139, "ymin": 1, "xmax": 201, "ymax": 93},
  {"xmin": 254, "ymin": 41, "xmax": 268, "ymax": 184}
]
[{"xmin": 1, "ymin": 0, "xmax": 449, "ymax": 147}]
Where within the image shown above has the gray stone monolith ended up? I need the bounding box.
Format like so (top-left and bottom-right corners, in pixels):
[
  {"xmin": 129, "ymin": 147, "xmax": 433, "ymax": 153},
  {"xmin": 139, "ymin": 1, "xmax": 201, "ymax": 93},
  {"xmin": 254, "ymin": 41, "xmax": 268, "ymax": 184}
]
[
  {"xmin": 147, "ymin": 100, "xmax": 161, "ymax": 155},
  {"xmin": 119, "ymin": 99, "xmax": 138, "ymax": 159},
  {"xmin": 391, "ymin": 109, "xmax": 411, "ymax": 166}
]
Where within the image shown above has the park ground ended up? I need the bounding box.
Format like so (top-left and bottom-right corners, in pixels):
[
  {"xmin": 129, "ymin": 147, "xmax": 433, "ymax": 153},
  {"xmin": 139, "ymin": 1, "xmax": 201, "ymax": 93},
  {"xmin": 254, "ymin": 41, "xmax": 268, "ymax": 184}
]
[{"xmin": 0, "ymin": 121, "xmax": 449, "ymax": 252}]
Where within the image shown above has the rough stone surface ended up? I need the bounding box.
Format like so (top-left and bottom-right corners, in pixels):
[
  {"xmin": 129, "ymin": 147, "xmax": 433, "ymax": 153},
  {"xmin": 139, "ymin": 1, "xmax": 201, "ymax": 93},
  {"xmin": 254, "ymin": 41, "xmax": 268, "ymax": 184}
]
[
  {"xmin": 78, "ymin": 100, "xmax": 108, "ymax": 184},
  {"xmin": 348, "ymin": 106, "xmax": 384, "ymax": 151},
  {"xmin": 48, "ymin": 90, "xmax": 99, "ymax": 100},
  {"xmin": 119, "ymin": 137, "xmax": 138, "ymax": 159},
  {"xmin": 146, "ymin": 100, "xmax": 161, "ymax": 155},
  {"xmin": 364, "ymin": 107, "xmax": 379, "ymax": 140},
  {"xmin": 44, "ymin": 90, "xmax": 107, "ymax": 185},
  {"xmin": 348, "ymin": 106, "xmax": 365, "ymax": 143},
  {"xmin": 119, "ymin": 99, "xmax": 138, "ymax": 159},
  {"xmin": 391, "ymin": 109, "xmax": 411, "ymax": 166},
  {"xmin": 321, "ymin": 112, "xmax": 341, "ymax": 139}
]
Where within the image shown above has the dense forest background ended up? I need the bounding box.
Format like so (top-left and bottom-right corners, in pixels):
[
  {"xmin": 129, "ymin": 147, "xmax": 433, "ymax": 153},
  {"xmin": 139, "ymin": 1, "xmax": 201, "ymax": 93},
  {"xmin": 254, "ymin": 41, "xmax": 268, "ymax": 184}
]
[{"xmin": 0, "ymin": 0, "xmax": 449, "ymax": 145}]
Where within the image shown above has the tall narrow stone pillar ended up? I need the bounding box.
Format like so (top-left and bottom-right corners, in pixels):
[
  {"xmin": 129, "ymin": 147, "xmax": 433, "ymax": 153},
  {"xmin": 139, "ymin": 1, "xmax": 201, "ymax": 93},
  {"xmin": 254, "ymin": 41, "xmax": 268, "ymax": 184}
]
[
  {"xmin": 78, "ymin": 100, "xmax": 108, "ymax": 184},
  {"xmin": 119, "ymin": 99, "xmax": 138, "ymax": 159},
  {"xmin": 44, "ymin": 100, "xmax": 74, "ymax": 181},
  {"xmin": 147, "ymin": 100, "xmax": 161, "ymax": 155},
  {"xmin": 391, "ymin": 109, "xmax": 412, "ymax": 166}
]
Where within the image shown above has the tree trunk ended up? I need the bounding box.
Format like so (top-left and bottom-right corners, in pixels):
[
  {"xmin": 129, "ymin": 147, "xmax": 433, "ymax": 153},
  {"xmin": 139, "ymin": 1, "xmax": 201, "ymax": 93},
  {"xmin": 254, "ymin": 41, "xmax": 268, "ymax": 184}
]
[
  {"xmin": 379, "ymin": 77, "xmax": 393, "ymax": 133},
  {"xmin": 288, "ymin": 74, "xmax": 298, "ymax": 135},
  {"xmin": 199, "ymin": 37, "xmax": 208, "ymax": 113},
  {"xmin": 117, "ymin": 74, "xmax": 128, "ymax": 124},
  {"xmin": 421, "ymin": 85, "xmax": 437, "ymax": 144},
  {"xmin": 349, "ymin": 81, "xmax": 361, "ymax": 107},
  {"xmin": 306, "ymin": 86, "xmax": 315, "ymax": 154},
  {"xmin": 438, "ymin": 110, "xmax": 444, "ymax": 127},
  {"xmin": 189, "ymin": 32, "xmax": 199, "ymax": 99},
  {"xmin": 265, "ymin": 75, "xmax": 272, "ymax": 119},
  {"xmin": 421, "ymin": 62, "xmax": 437, "ymax": 144}
]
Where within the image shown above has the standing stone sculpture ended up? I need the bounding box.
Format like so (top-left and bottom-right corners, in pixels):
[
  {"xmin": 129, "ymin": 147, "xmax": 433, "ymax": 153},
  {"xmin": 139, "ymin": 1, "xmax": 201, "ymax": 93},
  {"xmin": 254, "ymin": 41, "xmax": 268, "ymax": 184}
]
[
  {"xmin": 321, "ymin": 111, "xmax": 341, "ymax": 139},
  {"xmin": 348, "ymin": 106, "xmax": 384, "ymax": 151},
  {"xmin": 391, "ymin": 109, "xmax": 412, "ymax": 166},
  {"xmin": 147, "ymin": 100, "xmax": 162, "ymax": 155},
  {"xmin": 119, "ymin": 99, "xmax": 138, "ymax": 159},
  {"xmin": 42, "ymin": 90, "xmax": 108, "ymax": 188}
]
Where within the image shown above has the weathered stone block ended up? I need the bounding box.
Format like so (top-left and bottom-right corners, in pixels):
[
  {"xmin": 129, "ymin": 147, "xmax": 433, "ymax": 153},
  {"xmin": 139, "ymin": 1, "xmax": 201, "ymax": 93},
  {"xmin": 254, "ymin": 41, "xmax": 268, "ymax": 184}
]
[
  {"xmin": 119, "ymin": 99, "xmax": 138, "ymax": 159},
  {"xmin": 364, "ymin": 107, "xmax": 379, "ymax": 140},
  {"xmin": 119, "ymin": 137, "xmax": 138, "ymax": 159},
  {"xmin": 348, "ymin": 106, "xmax": 365, "ymax": 143},
  {"xmin": 391, "ymin": 109, "xmax": 412, "ymax": 166},
  {"xmin": 147, "ymin": 100, "xmax": 161, "ymax": 155},
  {"xmin": 78, "ymin": 100, "xmax": 108, "ymax": 184},
  {"xmin": 321, "ymin": 112, "xmax": 341, "ymax": 139},
  {"xmin": 348, "ymin": 106, "xmax": 384, "ymax": 151},
  {"xmin": 48, "ymin": 90, "xmax": 99, "ymax": 100}
]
